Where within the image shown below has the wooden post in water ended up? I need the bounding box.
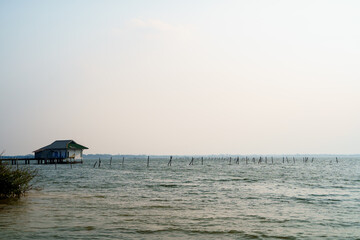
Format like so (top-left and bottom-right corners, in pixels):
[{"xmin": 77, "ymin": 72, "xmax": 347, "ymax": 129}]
[
  {"xmin": 201, "ymin": 157, "xmax": 203, "ymax": 165},
  {"xmin": 311, "ymin": 157, "xmax": 314, "ymax": 163},
  {"xmin": 229, "ymin": 157, "xmax": 232, "ymax": 165},
  {"xmin": 168, "ymin": 156, "xmax": 172, "ymax": 166},
  {"xmin": 336, "ymin": 157, "xmax": 338, "ymax": 163},
  {"xmin": 110, "ymin": 157, "xmax": 112, "ymax": 166},
  {"xmin": 98, "ymin": 158, "xmax": 101, "ymax": 168},
  {"xmin": 189, "ymin": 157, "xmax": 194, "ymax": 165},
  {"xmin": 147, "ymin": 156, "xmax": 150, "ymax": 168},
  {"xmin": 283, "ymin": 157, "xmax": 285, "ymax": 164},
  {"xmin": 122, "ymin": 157, "xmax": 124, "ymax": 165},
  {"xmin": 93, "ymin": 161, "xmax": 97, "ymax": 168}
]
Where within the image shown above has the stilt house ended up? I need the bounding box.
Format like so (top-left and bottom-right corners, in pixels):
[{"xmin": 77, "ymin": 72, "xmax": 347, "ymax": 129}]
[{"xmin": 34, "ymin": 140, "xmax": 88, "ymax": 160}]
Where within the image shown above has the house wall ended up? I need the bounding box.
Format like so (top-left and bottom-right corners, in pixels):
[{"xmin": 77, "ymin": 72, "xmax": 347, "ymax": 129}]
[
  {"xmin": 35, "ymin": 150, "xmax": 50, "ymax": 159},
  {"xmin": 35, "ymin": 146, "xmax": 85, "ymax": 160},
  {"xmin": 35, "ymin": 149, "xmax": 67, "ymax": 159},
  {"xmin": 51, "ymin": 150, "xmax": 67, "ymax": 158},
  {"xmin": 67, "ymin": 149, "xmax": 83, "ymax": 160}
]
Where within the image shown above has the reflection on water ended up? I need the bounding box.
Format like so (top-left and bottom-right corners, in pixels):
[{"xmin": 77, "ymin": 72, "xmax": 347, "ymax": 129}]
[{"xmin": 0, "ymin": 157, "xmax": 359, "ymax": 239}]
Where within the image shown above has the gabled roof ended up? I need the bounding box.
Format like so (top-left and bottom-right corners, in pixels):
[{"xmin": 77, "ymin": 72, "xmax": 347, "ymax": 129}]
[{"xmin": 34, "ymin": 140, "xmax": 88, "ymax": 152}]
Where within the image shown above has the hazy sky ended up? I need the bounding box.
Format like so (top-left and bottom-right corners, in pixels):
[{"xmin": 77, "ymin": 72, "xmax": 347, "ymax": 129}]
[{"xmin": 1, "ymin": 0, "xmax": 359, "ymax": 155}]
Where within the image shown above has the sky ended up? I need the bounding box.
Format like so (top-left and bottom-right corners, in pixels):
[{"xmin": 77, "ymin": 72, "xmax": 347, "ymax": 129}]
[{"xmin": 0, "ymin": 0, "xmax": 359, "ymax": 155}]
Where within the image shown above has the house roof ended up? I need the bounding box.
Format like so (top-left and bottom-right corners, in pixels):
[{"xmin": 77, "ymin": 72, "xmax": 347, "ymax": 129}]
[{"xmin": 34, "ymin": 140, "xmax": 88, "ymax": 152}]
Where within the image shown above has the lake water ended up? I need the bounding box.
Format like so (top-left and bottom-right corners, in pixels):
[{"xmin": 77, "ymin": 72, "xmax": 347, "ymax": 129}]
[{"xmin": 0, "ymin": 157, "xmax": 359, "ymax": 239}]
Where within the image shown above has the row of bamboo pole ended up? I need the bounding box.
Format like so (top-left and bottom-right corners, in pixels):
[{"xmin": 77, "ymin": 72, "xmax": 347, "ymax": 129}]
[{"xmin": 91, "ymin": 156, "xmax": 340, "ymax": 168}]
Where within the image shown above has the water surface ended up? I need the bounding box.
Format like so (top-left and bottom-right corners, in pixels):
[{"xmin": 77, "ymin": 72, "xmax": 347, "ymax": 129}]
[{"xmin": 0, "ymin": 157, "xmax": 359, "ymax": 239}]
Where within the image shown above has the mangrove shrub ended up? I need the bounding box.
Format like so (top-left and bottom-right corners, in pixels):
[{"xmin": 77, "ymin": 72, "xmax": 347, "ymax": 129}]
[{"xmin": 0, "ymin": 164, "xmax": 37, "ymax": 199}]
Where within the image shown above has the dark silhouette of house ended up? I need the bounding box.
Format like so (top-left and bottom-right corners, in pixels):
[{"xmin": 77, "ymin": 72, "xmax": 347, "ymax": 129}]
[{"xmin": 34, "ymin": 140, "xmax": 88, "ymax": 160}]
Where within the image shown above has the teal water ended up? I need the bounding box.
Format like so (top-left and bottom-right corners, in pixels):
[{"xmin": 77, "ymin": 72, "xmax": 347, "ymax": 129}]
[{"xmin": 0, "ymin": 157, "xmax": 359, "ymax": 239}]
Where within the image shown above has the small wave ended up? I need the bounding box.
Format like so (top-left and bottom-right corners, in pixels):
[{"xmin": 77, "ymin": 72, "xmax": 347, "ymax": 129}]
[
  {"xmin": 84, "ymin": 226, "xmax": 95, "ymax": 231},
  {"xmin": 136, "ymin": 228, "xmax": 247, "ymax": 235},
  {"xmin": 68, "ymin": 226, "xmax": 96, "ymax": 231},
  {"xmin": 318, "ymin": 198, "xmax": 341, "ymax": 204},
  {"xmin": 145, "ymin": 184, "xmax": 180, "ymax": 188},
  {"xmin": 216, "ymin": 178, "xmax": 242, "ymax": 182},
  {"xmin": 261, "ymin": 235, "xmax": 296, "ymax": 240},
  {"xmin": 149, "ymin": 198, "xmax": 169, "ymax": 202},
  {"xmin": 142, "ymin": 205, "xmax": 174, "ymax": 209},
  {"xmin": 291, "ymin": 197, "xmax": 314, "ymax": 204},
  {"xmin": 246, "ymin": 214, "xmax": 292, "ymax": 224},
  {"xmin": 289, "ymin": 196, "xmax": 341, "ymax": 205},
  {"xmin": 116, "ymin": 213, "xmax": 134, "ymax": 217},
  {"xmin": 136, "ymin": 228, "xmax": 298, "ymax": 239},
  {"xmin": 94, "ymin": 195, "xmax": 106, "ymax": 198},
  {"xmin": 310, "ymin": 193, "xmax": 350, "ymax": 197},
  {"xmin": 158, "ymin": 184, "xmax": 180, "ymax": 188},
  {"xmin": 215, "ymin": 178, "xmax": 259, "ymax": 183},
  {"xmin": 245, "ymin": 196, "xmax": 259, "ymax": 200}
]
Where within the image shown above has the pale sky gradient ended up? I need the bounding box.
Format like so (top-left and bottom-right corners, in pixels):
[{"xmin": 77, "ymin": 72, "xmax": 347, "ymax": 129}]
[{"xmin": 1, "ymin": 0, "xmax": 359, "ymax": 155}]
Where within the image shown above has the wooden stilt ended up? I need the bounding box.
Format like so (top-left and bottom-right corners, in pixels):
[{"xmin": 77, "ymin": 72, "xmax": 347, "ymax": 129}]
[{"xmin": 189, "ymin": 157, "xmax": 194, "ymax": 165}]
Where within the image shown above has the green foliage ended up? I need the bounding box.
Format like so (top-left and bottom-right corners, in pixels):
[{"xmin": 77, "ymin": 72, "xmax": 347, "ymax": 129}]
[{"xmin": 0, "ymin": 164, "xmax": 37, "ymax": 199}]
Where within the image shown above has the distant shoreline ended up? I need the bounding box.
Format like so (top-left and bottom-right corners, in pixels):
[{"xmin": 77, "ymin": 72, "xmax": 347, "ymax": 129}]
[{"xmin": 2, "ymin": 153, "xmax": 360, "ymax": 159}]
